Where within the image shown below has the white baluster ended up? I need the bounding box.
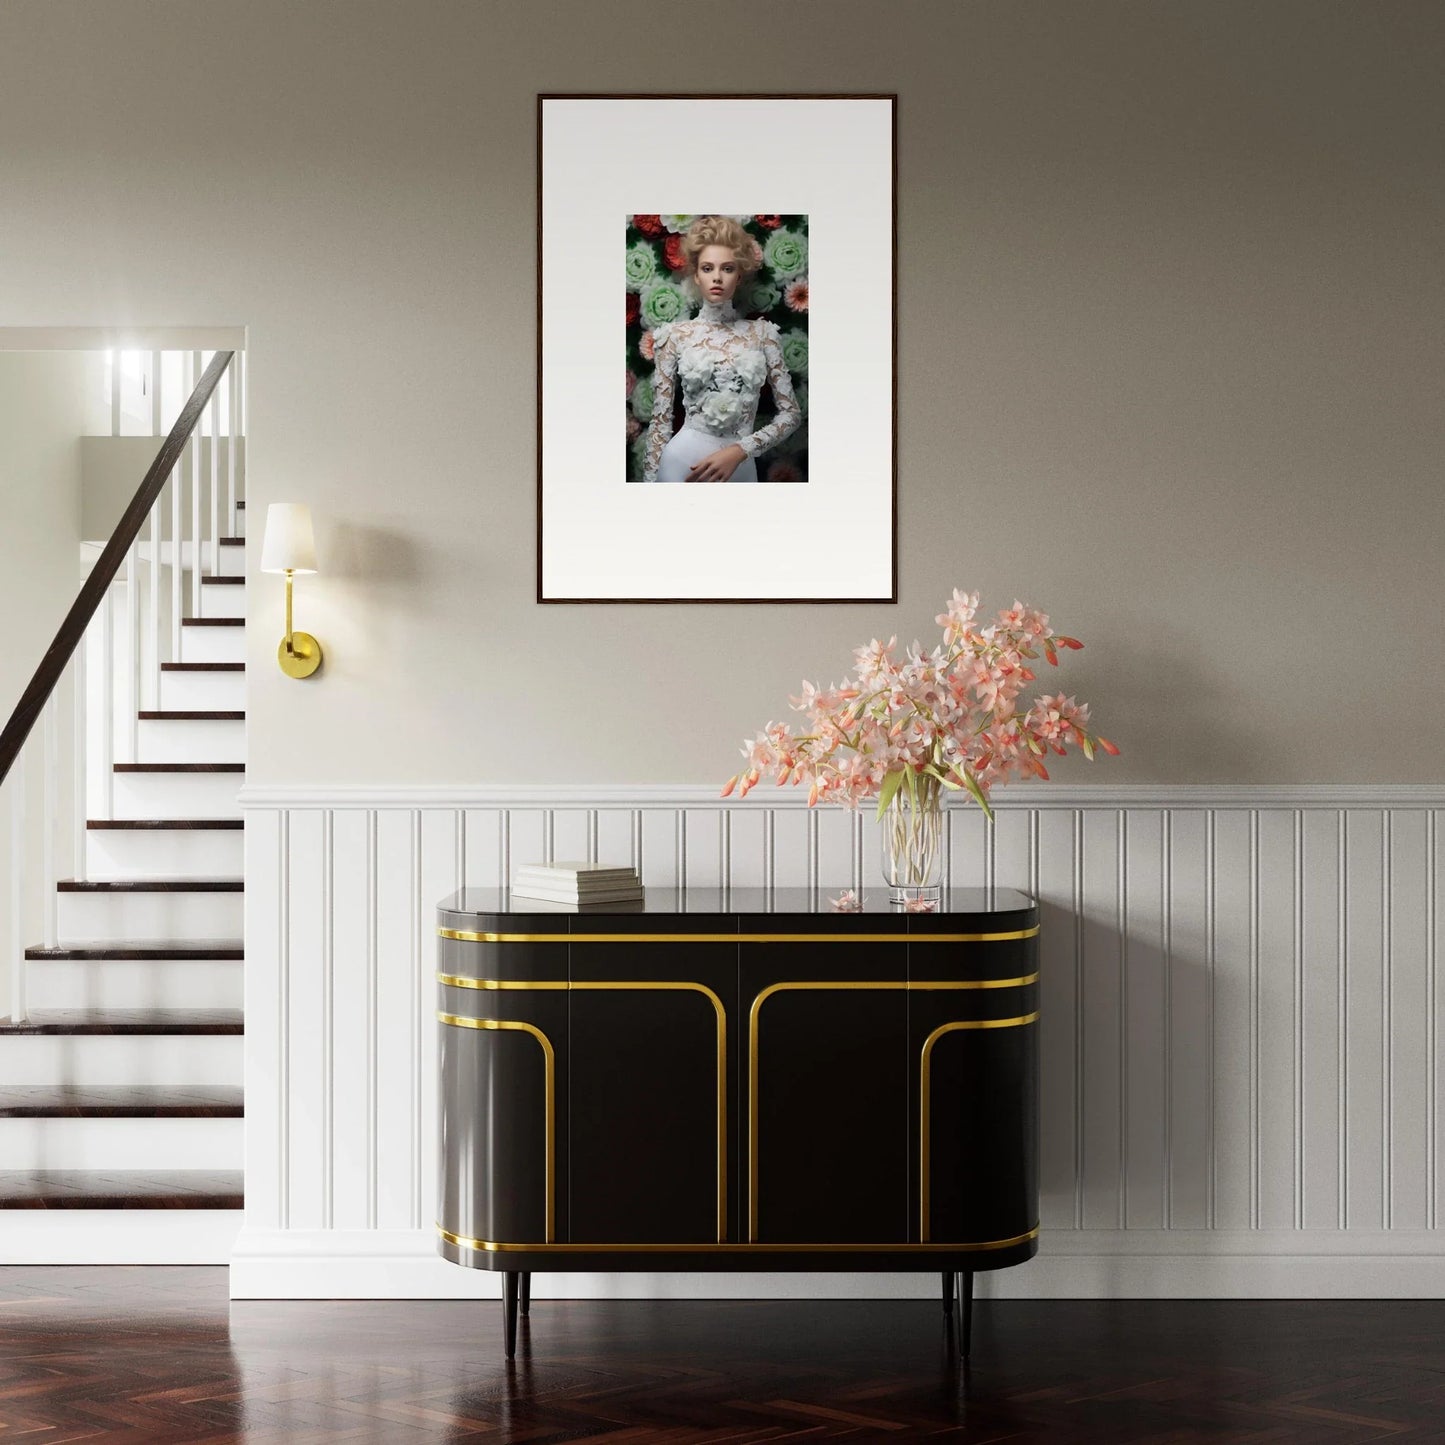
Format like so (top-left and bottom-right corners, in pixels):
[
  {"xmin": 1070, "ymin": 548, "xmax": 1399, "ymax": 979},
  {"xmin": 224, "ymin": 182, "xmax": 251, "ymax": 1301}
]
[
  {"xmin": 73, "ymin": 636, "xmax": 87, "ymax": 884},
  {"xmin": 149, "ymin": 499, "xmax": 161, "ymax": 709},
  {"xmin": 126, "ymin": 541, "xmax": 139, "ymax": 764},
  {"xmin": 191, "ymin": 350, "xmax": 202, "ymax": 618},
  {"xmin": 110, "ymin": 349, "xmax": 121, "ymax": 437},
  {"xmin": 209, "ymin": 376, "xmax": 219, "ymax": 578},
  {"xmin": 228, "ymin": 357, "xmax": 239, "ymax": 532},
  {"xmin": 101, "ymin": 584, "xmax": 114, "ymax": 820},
  {"xmin": 170, "ymin": 454, "xmax": 182, "ymax": 663},
  {"xmin": 43, "ymin": 696, "xmax": 57, "ymax": 950},
  {"xmin": 8, "ymin": 757, "xmax": 26, "ymax": 1023}
]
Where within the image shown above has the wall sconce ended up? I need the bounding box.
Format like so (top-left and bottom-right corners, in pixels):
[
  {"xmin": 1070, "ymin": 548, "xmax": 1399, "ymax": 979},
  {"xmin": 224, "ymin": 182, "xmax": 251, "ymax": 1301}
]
[{"xmin": 260, "ymin": 503, "xmax": 323, "ymax": 679}]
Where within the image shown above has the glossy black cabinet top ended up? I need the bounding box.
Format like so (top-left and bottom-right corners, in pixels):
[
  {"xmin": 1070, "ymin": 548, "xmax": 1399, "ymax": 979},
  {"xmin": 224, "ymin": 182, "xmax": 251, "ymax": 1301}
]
[{"xmin": 438, "ymin": 886, "xmax": 1037, "ymax": 929}]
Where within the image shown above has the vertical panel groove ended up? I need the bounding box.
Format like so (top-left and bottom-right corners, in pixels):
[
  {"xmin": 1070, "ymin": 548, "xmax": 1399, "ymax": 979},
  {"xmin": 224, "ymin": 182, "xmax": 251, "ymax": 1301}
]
[
  {"xmin": 366, "ymin": 808, "xmax": 378, "ymax": 1231},
  {"xmin": 1383, "ymin": 809, "xmax": 1392, "ymax": 1228},
  {"xmin": 1163, "ymin": 808, "xmax": 1173, "ymax": 1228},
  {"xmin": 1429, "ymin": 810, "xmax": 1438, "ymax": 1231},
  {"xmin": 410, "ymin": 809, "xmax": 421, "ymax": 1230},
  {"xmin": 1294, "ymin": 808, "xmax": 1305, "ymax": 1231},
  {"xmin": 322, "ymin": 809, "xmax": 334, "ymax": 1230},
  {"xmin": 501, "ymin": 810, "xmax": 511, "ymax": 891},
  {"xmin": 1073, "ymin": 808, "xmax": 1084, "ymax": 1231},
  {"xmin": 721, "ymin": 809, "xmax": 731, "ymax": 890},
  {"xmin": 765, "ymin": 808, "xmax": 776, "ymax": 892},
  {"xmin": 1338, "ymin": 809, "xmax": 1349, "ymax": 1230},
  {"xmin": 455, "ymin": 810, "xmax": 465, "ymax": 894},
  {"xmin": 1117, "ymin": 809, "xmax": 1128, "ymax": 1230},
  {"xmin": 278, "ymin": 810, "xmax": 290, "ymax": 1230},
  {"xmin": 1207, "ymin": 807, "xmax": 1217, "ymax": 1230},
  {"xmin": 1249, "ymin": 809, "xmax": 1260, "ymax": 1230}
]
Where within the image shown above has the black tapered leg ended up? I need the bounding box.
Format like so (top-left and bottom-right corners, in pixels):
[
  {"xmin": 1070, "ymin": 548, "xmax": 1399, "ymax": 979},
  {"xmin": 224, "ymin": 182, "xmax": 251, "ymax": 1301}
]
[
  {"xmin": 502, "ymin": 1272, "xmax": 520, "ymax": 1359},
  {"xmin": 520, "ymin": 1272, "xmax": 531, "ymax": 1318},
  {"xmin": 959, "ymin": 1270, "xmax": 973, "ymax": 1359},
  {"xmin": 941, "ymin": 1271, "xmax": 954, "ymax": 1317}
]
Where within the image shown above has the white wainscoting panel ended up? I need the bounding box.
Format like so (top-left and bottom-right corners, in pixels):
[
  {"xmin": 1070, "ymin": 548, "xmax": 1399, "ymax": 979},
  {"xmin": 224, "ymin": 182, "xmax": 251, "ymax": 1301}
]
[{"xmin": 232, "ymin": 785, "xmax": 1445, "ymax": 1299}]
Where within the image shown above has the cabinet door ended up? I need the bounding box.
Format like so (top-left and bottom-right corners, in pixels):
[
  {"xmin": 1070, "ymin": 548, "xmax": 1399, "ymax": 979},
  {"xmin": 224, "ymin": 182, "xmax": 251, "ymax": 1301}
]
[
  {"xmin": 568, "ymin": 931, "xmax": 738, "ymax": 1244},
  {"xmin": 741, "ymin": 924, "xmax": 909, "ymax": 1244},
  {"xmin": 908, "ymin": 933, "xmax": 1039, "ymax": 1245}
]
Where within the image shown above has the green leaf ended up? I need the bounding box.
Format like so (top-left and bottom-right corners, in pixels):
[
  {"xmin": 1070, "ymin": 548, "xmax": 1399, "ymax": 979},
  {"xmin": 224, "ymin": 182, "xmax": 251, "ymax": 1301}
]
[
  {"xmin": 875, "ymin": 768, "xmax": 905, "ymax": 822},
  {"xmin": 960, "ymin": 769, "xmax": 995, "ymax": 824},
  {"xmin": 904, "ymin": 763, "xmax": 919, "ymax": 809},
  {"xmin": 924, "ymin": 764, "xmax": 963, "ymax": 790},
  {"xmin": 1082, "ymin": 736, "xmax": 1095, "ymax": 761}
]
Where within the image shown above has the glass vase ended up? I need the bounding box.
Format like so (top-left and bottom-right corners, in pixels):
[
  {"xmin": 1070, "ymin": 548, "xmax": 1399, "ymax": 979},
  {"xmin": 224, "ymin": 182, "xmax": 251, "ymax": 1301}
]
[{"xmin": 879, "ymin": 780, "xmax": 945, "ymax": 907}]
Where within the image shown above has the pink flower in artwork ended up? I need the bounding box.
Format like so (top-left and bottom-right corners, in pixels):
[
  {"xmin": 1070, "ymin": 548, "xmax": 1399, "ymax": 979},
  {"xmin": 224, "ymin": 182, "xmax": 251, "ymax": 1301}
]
[
  {"xmin": 784, "ymin": 277, "xmax": 809, "ymax": 311},
  {"xmin": 625, "ymin": 369, "xmax": 637, "ymax": 398},
  {"xmin": 625, "ymin": 414, "xmax": 641, "ymax": 438},
  {"xmin": 766, "ymin": 459, "xmax": 803, "ymax": 483},
  {"xmin": 639, "ymin": 331, "xmax": 656, "ymax": 362}
]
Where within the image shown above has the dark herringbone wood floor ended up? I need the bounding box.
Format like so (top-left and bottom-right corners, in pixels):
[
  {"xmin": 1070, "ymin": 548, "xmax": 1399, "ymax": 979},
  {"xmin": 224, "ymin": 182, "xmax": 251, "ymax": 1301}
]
[{"xmin": 0, "ymin": 1269, "xmax": 1443, "ymax": 1442}]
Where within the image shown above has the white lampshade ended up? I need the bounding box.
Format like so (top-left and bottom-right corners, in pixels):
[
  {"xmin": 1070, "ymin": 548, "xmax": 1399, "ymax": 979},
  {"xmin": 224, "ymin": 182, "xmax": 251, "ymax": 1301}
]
[{"xmin": 260, "ymin": 503, "xmax": 318, "ymax": 575}]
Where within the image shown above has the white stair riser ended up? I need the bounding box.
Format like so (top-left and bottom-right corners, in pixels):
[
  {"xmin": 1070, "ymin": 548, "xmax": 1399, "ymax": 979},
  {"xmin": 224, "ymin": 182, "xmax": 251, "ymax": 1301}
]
[
  {"xmin": 235, "ymin": 509, "xmax": 246, "ymax": 540},
  {"xmin": 112, "ymin": 771, "xmax": 241, "ymax": 820},
  {"xmin": 137, "ymin": 717, "xmax": 245, "ymax": 764},
  {"xmin": 58, "ymin": 891, "xmax": 243, "ymax": 944},
  {"xmin": 26, "ymin": 960, "xmax": 242, "ymax": 1011},
  {"xmin": 200, "ymin": 584, "xmax": 245, "ymax": 620},
  {"xmin": 160, "ymin": 670, "xmax": 245, "ymax": 711},
  {"xmin": 0, "ymin": 1212, "xmax": 242, "ymax": 1265},
  {"xmin": 180, "ymin": 626, "xmax": 246, "ymax": 665},
  {"xmin": 87, "ymin": 829, "xmax": 243, "ymax": 880},
  {"xmin": 217, "ymin": 546, "xmax": 246, "ymax": 578},
  {"xmin": 0, "ymin": 1036, "xmax": 242, "ymax": 1087},
  {"xmin": 0, "ymin": 1117, "xmax": 242, "ymax": 1170}
]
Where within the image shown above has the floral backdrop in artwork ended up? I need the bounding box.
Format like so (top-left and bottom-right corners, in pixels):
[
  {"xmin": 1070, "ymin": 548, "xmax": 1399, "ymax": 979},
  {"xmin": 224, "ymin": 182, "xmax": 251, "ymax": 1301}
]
[{"xmin": 625, "ymin": 214, "xmax": 810, "ymax": 484}]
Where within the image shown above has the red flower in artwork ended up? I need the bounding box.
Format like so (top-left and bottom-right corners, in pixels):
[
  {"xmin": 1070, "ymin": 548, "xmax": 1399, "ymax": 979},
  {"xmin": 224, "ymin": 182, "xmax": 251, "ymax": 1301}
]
[
  {"xmin": 662, "ymin": 234, "xmax": 688, "ymax": 271},
  {"xmin": 632, "ymin": 214, "xmax": 664, "ymax": 237},
  {"xmin": 754, "ymin": 214, "xmax": 783, "ymax": 230},
  {"xmin": 626, "ymin": 292, "xmax": 639, "ymax": 328}
]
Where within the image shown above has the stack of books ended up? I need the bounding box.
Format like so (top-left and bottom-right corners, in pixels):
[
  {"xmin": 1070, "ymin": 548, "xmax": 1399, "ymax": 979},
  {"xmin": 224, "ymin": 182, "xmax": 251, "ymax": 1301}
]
[{"xmin": 510, "ymin": 861, "xmax": 644, "ymax": 909}]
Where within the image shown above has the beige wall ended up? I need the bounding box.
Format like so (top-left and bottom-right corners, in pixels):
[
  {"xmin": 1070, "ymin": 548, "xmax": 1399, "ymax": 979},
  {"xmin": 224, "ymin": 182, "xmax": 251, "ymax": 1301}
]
[{"xmin": 1, "ymin": 0, "xmax": 1440, "ymax": 785}]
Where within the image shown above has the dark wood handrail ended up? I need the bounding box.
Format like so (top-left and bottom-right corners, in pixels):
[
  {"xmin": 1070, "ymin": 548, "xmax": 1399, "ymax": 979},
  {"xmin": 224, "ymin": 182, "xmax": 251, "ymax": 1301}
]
[{"xmin": 0, "ymin": 350, "xmax": 235, "ymax": 789}]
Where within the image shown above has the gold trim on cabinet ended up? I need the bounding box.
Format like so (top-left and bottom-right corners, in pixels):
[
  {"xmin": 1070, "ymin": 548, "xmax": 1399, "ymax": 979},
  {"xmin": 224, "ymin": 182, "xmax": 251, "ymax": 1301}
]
[
  {"xmin": 436, "ymin": 1012, "xmax": 555, "ymax": 1243},
  {"xmin": 436, "ymin": 979, "xmax": 729, "ymax": 1242},
  {"xmin": 918, "ymin": 1012, "xmax": 1041, "ymax": 1241},
  {"xmin": 438, "ymin": 926, "xmax": 1039, "ymax": 945},
  {"xmin": 438, "ymin": 1223, "xmax": 1040, "ymax": 1254},
  {"xmin": 746, "ymin": 981, "xmax": 1039, "ymax": 1241}
]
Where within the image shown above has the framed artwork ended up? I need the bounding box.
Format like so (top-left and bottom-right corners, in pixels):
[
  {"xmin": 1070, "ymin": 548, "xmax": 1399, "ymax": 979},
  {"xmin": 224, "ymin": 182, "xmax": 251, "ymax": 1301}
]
[{"xmin": 537, "ymin": 93, "xmax": 897, "ymax": 603}]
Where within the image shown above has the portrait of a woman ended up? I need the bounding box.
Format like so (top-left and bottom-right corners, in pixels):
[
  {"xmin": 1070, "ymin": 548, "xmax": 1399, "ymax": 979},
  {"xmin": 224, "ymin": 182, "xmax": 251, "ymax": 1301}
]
[{"xmin": 638, "ymin": 215, "xmax": 804, "ymax": 484}]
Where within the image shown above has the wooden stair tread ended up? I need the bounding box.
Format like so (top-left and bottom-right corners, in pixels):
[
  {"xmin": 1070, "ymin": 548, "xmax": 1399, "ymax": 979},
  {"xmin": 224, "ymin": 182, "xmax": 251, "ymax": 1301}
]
[
  {"xmin": 200, "ymin": 575, "xmax": 244, "ymax": 585},
  {"xmin": 219, "ymin": 536, "xmax": 245, "ymax": 545},
  {"xmin": 137, "ymin": 710, "xmax": 244, "ymax": 720},
  {"xmin": 0, "ymin": 1009, "xmax": 242, "ymax": 1035},
  {"xmin": 25, "ymin": 941, "xmax": 244, "ymax": 960},
  {"xmin": 113, "ymin": 762, "xmax": 244, "ymax": 772},
  {"xmin": 57, "ymin": 878, "xmax": 242, "ymax": 892},
  {"xmin": 181, "ymin": 617, "xmax": 244, "ymax": 627},
  {"xmin": 88, "ymin": 819, "xmax": 243, "ymax": 830},
  {"xmin": 161, "ymin": 663, "xmax": 244, "ymax": 672},
  {"xmin": 0, "ymin": 1169, "xmax": 243, "ymax": 1208},
  {"xmin": 0, "ymin": 1085, "xmax": 242, "ymax": 1118}
]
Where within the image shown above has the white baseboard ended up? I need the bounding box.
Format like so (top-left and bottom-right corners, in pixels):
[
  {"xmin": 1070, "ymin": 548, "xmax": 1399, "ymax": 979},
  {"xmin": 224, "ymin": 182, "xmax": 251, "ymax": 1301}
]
[
  {"xmin": 0, "ymin": 1211, "xmax": 242, "ymax": 1264},
  {"xmin": 227, "ymin": 1228, "xmax": 1445, "ymax": 1300}
]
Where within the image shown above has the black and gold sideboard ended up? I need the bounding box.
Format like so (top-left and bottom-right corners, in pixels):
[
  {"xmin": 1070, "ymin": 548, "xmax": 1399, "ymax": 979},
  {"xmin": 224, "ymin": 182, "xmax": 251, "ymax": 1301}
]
[{"xmin": 436, "ymin": 887, "xmax": 1039, "ymax": 1359}]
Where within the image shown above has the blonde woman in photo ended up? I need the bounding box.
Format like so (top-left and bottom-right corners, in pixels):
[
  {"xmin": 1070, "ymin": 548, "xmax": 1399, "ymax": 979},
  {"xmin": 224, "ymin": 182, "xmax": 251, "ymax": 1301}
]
[{"xmin": 642, "ymin": 215, "xmax": 802, "ymax": 483}]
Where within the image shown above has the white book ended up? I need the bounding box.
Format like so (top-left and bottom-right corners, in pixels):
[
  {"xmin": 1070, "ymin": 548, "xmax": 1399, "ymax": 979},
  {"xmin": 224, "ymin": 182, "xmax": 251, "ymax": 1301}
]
[
  {"xmin": 511, "ymin": 884, "xmax": 645, "ymax": 905},
  {"xmin": 515, "ymin": 861, "xmax": 638, "ymax": 884}
]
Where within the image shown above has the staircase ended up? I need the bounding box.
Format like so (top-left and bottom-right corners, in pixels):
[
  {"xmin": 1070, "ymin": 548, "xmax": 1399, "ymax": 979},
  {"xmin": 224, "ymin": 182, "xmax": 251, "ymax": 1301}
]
[{"xmin": 0, "ymin": 352, "xmax": 244, "ymax": 1260}]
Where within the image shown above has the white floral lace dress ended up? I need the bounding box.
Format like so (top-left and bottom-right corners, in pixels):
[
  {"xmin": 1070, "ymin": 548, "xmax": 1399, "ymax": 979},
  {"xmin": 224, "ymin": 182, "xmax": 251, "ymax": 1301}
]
[{"xmin": 643, "ymin": 298, "xmax": 803, "ymax": 484}]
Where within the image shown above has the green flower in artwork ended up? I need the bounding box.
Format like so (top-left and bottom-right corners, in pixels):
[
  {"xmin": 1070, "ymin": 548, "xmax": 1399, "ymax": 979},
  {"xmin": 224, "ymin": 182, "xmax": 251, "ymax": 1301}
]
[
  {"xmin": 794, "ymin": 381, "xmax": 809, "ymax": 417},
  {"xmin": 630, "ymin": 375, "xmax": 654, "ymax": 421},
  {"xmin": 780, "ymin": 328, "xmax": 809, "ymax": 375},
  {"xmin": 763, "ymin": 228, "xmax": 808, "ymax": 278},
  {"xmin": 640, "ymin": 281, "xmax": 687, "ymax": 328},
  {"xmin": 630, "ymin": 429, "xmax": 649, "ymax": 477},
  {"xmin": 740, "ymin": 276, "xmax": 780, "ymax": 315},
  {"xmin": 625, "ymin": 241, "xmax": 658, "ymax": 293}
]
